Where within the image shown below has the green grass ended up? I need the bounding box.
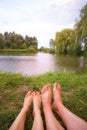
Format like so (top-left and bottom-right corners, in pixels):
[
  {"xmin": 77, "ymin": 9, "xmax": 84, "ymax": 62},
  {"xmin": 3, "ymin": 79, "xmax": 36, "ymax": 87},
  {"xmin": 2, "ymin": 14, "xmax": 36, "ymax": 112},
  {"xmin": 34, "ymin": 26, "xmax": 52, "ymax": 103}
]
[
  {"xmin": 0, "ymin": 71, "xmax": 87, "ymax": 130},
  {"xmin": 0, "ymin": 48, "xmax": 37, "ymax": 55}
]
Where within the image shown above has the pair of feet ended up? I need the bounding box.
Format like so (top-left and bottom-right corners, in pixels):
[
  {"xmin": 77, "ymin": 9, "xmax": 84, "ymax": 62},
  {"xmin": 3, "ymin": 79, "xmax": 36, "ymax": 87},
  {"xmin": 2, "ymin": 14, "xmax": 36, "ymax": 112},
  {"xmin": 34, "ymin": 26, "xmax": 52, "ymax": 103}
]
[
  {"xmin": 23, "ymin": 83, "xmax": 62, "ymax": 114},
  {"xmin": 23, "ymin": 90, "xmax": 41, "ymax": 114}
]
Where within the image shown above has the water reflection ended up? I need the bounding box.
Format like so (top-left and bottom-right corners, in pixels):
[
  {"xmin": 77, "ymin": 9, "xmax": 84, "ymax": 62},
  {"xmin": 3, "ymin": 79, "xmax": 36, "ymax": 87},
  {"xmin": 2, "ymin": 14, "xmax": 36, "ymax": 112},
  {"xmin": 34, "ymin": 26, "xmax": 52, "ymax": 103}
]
[
  {"xmin": 0, "ymin": 52, "xmax": 87, "ymax": 75},
  {"xmin": 78, "ymin": 56, "xmax": 85, "ymax": 73},
  {"xmin": 55, "ymin": 55, "xmax": 87, "ymax": 73}
]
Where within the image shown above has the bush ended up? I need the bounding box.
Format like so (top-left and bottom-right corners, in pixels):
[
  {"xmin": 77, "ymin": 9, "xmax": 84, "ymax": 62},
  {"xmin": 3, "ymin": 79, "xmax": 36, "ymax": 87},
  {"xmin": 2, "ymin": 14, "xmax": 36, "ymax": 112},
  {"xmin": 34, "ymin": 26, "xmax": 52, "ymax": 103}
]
[
  {"xmin": 39, "ymin": 47, "xmax": 55, "ymax": 54},
  {"xmin": 27, "ymin": 47, "xmax": 37, "ymax": 53},
  {"xmin": 67, "ymin": 43, "xmax": 81, "ymax": 55}
]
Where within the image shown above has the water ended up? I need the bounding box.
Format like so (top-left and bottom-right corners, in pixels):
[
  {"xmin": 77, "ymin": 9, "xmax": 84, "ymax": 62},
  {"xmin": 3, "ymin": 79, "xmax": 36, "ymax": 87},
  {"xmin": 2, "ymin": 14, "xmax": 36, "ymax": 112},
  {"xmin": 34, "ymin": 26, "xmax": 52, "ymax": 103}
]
[{"xmin": 0, "ymin": 52, "xmax": 87, "ymax": 76}]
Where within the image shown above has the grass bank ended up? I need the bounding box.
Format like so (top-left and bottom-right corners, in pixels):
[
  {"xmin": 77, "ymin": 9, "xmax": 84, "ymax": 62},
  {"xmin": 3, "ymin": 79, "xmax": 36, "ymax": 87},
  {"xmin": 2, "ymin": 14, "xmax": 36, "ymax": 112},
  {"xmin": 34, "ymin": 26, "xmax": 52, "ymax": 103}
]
[
  {"xmin": 0, "ymin": 48, "xmax": 37, "ymax": 55},
  {"xmin": 0, "ymin": 71, "xmax": 87, "ymax": 130}
]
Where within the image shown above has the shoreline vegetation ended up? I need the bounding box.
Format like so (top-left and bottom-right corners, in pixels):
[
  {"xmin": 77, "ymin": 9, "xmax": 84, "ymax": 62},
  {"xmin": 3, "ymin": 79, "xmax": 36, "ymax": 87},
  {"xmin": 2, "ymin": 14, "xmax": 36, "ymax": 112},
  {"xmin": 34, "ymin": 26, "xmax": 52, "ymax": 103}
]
[
  {"xmin": 0, "ymin": 71, "xmax": 87, "ymax": 130},
  {"xmin": 0, "ymin": 48, "xmax": 87, "ymax": 56},
  {"xmin": 0, "ymin": 48, "xmax": 37, "ymax": 54}
]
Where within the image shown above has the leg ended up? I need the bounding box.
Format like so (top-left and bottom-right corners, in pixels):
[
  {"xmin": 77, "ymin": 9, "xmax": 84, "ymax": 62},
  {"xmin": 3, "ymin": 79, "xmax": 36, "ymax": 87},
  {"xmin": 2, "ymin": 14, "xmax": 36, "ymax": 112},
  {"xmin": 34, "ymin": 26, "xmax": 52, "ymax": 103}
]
[
  {"xmin": 53, "ymin": 83, "xmax": 87, "ymax": 130},
  {"xmin": 9, "ymin": 90, "xmax": 33, "ymax": 130},
  {"xmin": 41, "ymin": 84, "xmax": 64, "ymax": 130},
  {"xmin": 32, "ymin": 91, "xmax": 44, "ymax": 130}
]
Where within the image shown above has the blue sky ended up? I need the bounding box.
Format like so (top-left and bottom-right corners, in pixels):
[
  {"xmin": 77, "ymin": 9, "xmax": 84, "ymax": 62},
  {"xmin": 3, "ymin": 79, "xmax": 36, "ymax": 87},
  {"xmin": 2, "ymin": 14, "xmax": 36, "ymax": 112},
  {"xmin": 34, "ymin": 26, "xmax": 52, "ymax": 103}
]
[{"xmin": 0, "ymin": 0, "xmax": 87, "ymax": 47}]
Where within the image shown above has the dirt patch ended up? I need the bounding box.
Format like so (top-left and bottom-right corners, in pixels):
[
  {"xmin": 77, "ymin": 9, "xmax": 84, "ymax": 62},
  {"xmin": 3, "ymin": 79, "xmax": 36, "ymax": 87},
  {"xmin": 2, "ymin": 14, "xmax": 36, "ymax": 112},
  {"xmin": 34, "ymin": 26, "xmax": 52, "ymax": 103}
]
[
  {"xmin": 17, "ymin": 85, "xmax": 29, "ymax": 93},
  {"xmin": 63, "ymin": 89, "xmax": 75, "ymax": 96},
  {"xmin": 0, "ymin": 95, "xmax": 3, "ymax": 102},
  {"xmin": 0, "ymin": 89, "xmax": 11, "ymax": 102}
]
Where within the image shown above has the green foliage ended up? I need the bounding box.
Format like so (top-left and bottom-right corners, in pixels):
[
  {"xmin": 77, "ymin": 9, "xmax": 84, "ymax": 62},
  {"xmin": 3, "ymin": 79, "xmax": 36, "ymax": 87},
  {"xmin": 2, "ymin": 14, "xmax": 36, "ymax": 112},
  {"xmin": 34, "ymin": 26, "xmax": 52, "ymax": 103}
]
[
  {"xmin": 0, "ymin": 71, "xmax": 87, "ymax": 129},
  {"xmin": 27, "ymin": 47, "xmax": 37, "ymax": 53},
  {"xmin": 49, "ymin": 48, "xmax": 55, "ymax": 54},
  {"xmin": 0, "ymin": 33, "xmax": 5, "ymax": 49},
  {"xmin": 49, "ymin": 39, "xmax": 55, "ymax": 49},
  {"xmin": 39, "ymin": 46, "xmax": 49, "ymax": 53},
  {"xmin": 83, "ymin": 51, "xmax": 87, "ymax": 56},
  {"xmin": 49, "ymin": 3, "xmax": 87, "ymax": 56},
  {"xmin": 0, "ymin": 32, "xmax": 38, "ymax": 50},
  {"xmin": 55, "ymin": 28, "xmax": 76, "ymax": 54},
  {"xmin": 21, "ymin": 43, "xmax": 27, "ymax": 49},
  {"xmin": 75, "ymin": 3, "xmax": 87, "ymax": 51},
  {"xmin": 67, "ymin": 43, "xmax": 81, "ymax": 55},
  {"xmin": 25, "ymin": 35, "xmax": 38, "ymax": 48},
  {"xmin": 0, "ymin": 48, "xmax": 37, "ymax": 54},
  {"xmin": 39, "ymin": 46, "xmax": 55, "ymax": 54}
]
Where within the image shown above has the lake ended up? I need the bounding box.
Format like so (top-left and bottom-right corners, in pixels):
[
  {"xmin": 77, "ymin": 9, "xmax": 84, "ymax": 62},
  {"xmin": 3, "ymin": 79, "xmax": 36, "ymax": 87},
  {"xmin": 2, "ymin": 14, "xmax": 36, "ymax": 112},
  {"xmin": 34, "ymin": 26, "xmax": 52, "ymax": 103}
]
[{"xmin": 0, "ymin": 52, "xmax": 87, "ymax": 76}]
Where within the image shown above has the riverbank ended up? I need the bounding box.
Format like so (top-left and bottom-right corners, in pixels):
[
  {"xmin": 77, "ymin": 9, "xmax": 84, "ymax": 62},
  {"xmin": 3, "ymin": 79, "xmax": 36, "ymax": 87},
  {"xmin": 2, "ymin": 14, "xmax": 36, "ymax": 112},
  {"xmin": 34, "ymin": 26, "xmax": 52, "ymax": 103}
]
[
  {"xmin": 0, "ymin": 48, "xmax": 37, "ymax": 54},
  {"xmin": 0, "ymin": 71, "xmax": 87, "ymax": 130},
  {"xmin": 0, "ymin": 48, "xmax": 87, "ymax": 57}
]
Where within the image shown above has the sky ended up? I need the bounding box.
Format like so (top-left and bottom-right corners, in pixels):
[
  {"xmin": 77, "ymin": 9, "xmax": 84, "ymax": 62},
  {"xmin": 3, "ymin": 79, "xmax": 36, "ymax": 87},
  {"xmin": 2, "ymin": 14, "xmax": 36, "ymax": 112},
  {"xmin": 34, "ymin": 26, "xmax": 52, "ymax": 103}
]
[{"xmin": 0, "ymin": 0, "xmax": 87, "ymax": 48}]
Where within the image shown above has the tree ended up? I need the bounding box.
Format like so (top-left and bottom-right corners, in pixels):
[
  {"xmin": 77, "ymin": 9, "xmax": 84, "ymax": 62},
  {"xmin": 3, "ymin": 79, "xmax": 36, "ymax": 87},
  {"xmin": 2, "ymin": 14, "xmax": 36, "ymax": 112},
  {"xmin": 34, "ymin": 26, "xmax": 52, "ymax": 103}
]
[
  {"xmin": 25, "ymin": 35, "xmax": 33, "ymax": 47},
  {"xmin": 49, "ymin": 39, "xmax": 55, "ymax": 49},
  {"xmin": 14, "ymin": 33, "xmax": 24, "ymax": 49},
  {"xmin": 0, "ymin": 33, "xmax": 5, "ymax": 49},
  {"xmin": 55, "ymin": 29, "xmax": 76, "ymax": 54},
  {"xmin": 75, "ymin": 3, "xmax": 87, "ymax": 51},
  {"xmin": 31, "ymin": 37, "xmax": 38, "ymax": 49},
  {"xmin": 21, "ymin": 43, "xmax": 27, "ymax": 49},
  {"xmin": 25, "ymin": 35, "xmax": 38, "ymax": 49},
  {"xmin": 4, "ymin": 32, "xmax": 11, "ymax": 48},
  {"xmin": 0, "ymin": 31, "xmax": 38, "ymax": 50}
]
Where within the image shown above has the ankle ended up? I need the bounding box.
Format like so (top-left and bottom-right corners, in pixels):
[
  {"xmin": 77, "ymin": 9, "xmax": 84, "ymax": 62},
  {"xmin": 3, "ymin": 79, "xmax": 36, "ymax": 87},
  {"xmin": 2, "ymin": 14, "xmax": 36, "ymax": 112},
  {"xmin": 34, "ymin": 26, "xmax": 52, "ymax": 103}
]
[
  {"xmin": 43, "ymin": 104, "xmax": 52, "ymax": 112},
  {"xmin": 53, "ymin": 102, "xmax": 63, "ymax": 113},
  {"xmin": 21, "ymin": 107, "xmax": 28, "ymax": 115},
  {"xmin": 33, "ymin": 109, "xmax": 41, "ymax": 116}
]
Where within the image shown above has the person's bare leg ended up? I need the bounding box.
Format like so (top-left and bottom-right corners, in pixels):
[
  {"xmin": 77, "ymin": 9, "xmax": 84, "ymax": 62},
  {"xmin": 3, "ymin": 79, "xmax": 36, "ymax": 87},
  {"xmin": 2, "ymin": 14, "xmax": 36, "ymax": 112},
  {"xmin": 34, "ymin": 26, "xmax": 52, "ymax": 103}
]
[
  {"xmin": 9, "ymin": 90, "xmax": 33, "ymax": 130},
  {"xmin": 53, "ymin": 83, "xmax": 87, "ymax": 130},
  {"xmin": 41, "ymin": 84, "xmax": 64, "ymax": 130},
  {"xmin": 32, "ymin": 91, "xmax": 44, "ymax": 130}
]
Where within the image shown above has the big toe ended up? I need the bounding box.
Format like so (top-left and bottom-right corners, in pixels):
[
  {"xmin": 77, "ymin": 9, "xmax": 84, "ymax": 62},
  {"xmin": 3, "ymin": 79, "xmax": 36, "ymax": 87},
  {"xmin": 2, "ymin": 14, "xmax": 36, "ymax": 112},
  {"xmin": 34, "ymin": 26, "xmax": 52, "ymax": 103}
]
[
  {"xmin": 53, "ymin": 83, "xmax": 61, "ymax": 91},
  {"xmin": 53, "ymin": 83, "xmax": 62, "ymax": 103},
  {"xmin": 41, "ymin": 84, "xmax": 51, "ymax": 94}
]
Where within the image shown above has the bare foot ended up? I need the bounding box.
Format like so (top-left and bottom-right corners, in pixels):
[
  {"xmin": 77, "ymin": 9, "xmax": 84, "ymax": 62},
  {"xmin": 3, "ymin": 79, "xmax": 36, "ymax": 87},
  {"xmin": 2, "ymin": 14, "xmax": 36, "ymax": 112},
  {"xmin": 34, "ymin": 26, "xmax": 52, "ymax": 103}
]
[
  {"xmin": 23, "ymin": 90, "xmax": 33, "ymax": 113},
  {"xmin": 33, "ymin": 91, "xmax": 41, "ymax": 114},
  {"xmin": 41, "ymin": 84, "xmax": 52, "ymax": 108},
  {"xmin": 53, "ymin": 83, "xmax": 63, "ymax": 112}
]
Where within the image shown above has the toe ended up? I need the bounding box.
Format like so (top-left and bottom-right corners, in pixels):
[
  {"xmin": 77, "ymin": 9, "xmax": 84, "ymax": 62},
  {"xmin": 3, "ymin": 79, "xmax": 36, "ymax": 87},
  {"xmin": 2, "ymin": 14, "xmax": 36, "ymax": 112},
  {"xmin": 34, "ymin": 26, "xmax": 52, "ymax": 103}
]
[
  {"xmin": 41, "ymin": 84, "xmax": 51, "ymax": 93},
  {"xmin": 41, "ymin": 85, "xmax": 47, "ymax": 93},
  {"xmin": 26, "ymin": 90, "xmax": 33, "ymax": 97},
  {"xmin": 54, "ymin": 83, "xmax": 61, "ymax": 91}
]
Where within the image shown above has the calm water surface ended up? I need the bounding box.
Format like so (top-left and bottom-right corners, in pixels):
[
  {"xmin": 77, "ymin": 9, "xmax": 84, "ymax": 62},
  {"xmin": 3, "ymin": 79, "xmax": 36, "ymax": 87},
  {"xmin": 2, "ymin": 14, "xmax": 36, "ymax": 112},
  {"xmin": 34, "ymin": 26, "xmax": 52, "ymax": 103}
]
[{"xmin": 0, "ymin": 52, "xmax": 87, "ymax": 75}]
